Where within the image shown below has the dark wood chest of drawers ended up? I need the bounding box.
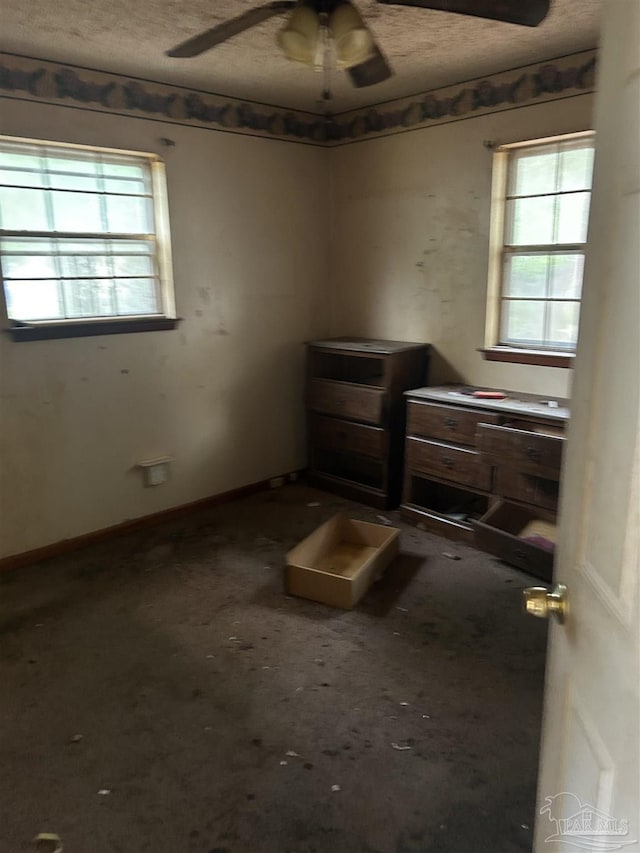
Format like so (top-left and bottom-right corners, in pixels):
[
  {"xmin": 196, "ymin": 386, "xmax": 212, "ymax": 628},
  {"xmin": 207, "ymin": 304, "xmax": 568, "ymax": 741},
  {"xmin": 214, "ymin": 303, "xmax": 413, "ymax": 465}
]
[
  {"xmin": 306, "ymin": 338, "xmax": 430, "ymax": 509},
  {"xmin": 401, "ymin": 387, "xmax": 569, "ymax": 580}
]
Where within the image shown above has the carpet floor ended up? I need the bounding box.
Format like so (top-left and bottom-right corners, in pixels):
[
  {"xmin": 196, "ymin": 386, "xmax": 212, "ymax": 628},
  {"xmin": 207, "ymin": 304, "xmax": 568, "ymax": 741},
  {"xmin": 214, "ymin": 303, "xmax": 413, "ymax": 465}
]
[{"xmin": 0, "ymin": 484, "xmax": 548, "ymax": 853}]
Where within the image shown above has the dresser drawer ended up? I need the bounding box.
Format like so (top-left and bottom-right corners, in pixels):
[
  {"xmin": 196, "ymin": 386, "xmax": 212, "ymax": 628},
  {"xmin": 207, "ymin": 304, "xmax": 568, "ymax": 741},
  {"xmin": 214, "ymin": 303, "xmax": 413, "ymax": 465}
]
[
  {"xmin": 310, "ymin": 415, "xmax": 386, "ymax": 459},
  {"xmin": 495, "ymin": 467, "xmax": 560, "ymax": 513},
  {"xmin": 473, "ymin": 501, "xmax": 554, "ymax": 581},
  {"xmin": 406, "ymin": 437, "xmax": 493, "ymax": 491},
  {"xmin": 307, "ymin": 379, "xmax": 384, "ymax": 425},
  {"xmin": 477, "ymin": 423, "xmax": 564, "ymax": 478},
  {"xmin": 407, "ymin": 401, "xmax": 501, "ymax": 446}
]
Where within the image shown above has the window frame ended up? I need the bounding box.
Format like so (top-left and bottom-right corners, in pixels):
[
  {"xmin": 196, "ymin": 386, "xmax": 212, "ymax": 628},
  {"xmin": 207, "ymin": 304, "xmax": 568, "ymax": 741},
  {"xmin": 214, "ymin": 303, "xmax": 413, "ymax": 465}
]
[
  {"xmin": 482, "ymin": 130, "xmax": 595, "ymax": 368},
  {"xmin": 0, "ymin": 135, "xmax": 177, "ymax": 341}
]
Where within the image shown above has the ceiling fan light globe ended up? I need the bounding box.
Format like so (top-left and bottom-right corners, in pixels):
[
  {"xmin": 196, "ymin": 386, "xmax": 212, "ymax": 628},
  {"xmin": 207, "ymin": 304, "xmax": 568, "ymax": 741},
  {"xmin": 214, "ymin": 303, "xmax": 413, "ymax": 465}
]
[
  {"xmin": 277, "ymin": 6, "xmax": 320, "ymax": 65},
  {"xmin": 330, "ymin": 3, "xmax": 375, "ymax": 68},
  {"xmin": 334, "ymin": 27, "xmax": 374, "ymax": 68}
]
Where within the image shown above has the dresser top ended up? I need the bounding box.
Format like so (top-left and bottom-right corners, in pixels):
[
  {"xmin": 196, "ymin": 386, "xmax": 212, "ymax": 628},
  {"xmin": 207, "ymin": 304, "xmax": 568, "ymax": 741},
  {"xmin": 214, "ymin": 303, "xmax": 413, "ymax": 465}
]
[
  {"xmin": 406, "ymin": 385, "xmax": 570, "ymax": 422},
  {"xmin": 307, "ymin": 337, "xmax": 429, "ymax": 354}
]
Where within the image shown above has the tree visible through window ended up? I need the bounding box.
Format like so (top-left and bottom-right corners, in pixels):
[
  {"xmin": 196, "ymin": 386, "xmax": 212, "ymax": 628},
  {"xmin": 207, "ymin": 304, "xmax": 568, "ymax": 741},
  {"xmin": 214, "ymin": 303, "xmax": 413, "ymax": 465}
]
[
  {"xmin": 0, "ymin": 136, "xmax": 174, "ymax": 327},
  {"xmin": 490, "ymin": 132, "xmax": 595, "ymax": 353}
]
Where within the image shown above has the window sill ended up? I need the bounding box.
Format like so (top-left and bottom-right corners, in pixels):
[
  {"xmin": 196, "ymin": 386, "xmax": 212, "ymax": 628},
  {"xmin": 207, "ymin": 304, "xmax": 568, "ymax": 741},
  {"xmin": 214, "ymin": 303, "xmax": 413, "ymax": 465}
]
[
  {"xmin": 479, "ymin": 347, "xmax": 575, "ymax": 368},
  {"xmin": 6, "ymin": 317, "xmax": 180, "ymax": 342}
]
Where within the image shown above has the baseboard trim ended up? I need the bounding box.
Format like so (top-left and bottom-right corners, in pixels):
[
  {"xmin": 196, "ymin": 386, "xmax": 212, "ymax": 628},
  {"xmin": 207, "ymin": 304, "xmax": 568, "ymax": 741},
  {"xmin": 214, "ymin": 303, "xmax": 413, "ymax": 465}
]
[{"xmin": 0, "ymin": 470, "xmax": 304, "ymax": 573}]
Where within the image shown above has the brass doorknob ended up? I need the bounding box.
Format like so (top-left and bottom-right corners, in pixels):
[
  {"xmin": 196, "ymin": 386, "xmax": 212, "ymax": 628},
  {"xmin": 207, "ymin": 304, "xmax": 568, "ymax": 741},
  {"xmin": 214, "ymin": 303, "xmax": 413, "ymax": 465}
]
[{"xmin": 522, "ymin": 583, "xmax": 568, "ymax": 623}]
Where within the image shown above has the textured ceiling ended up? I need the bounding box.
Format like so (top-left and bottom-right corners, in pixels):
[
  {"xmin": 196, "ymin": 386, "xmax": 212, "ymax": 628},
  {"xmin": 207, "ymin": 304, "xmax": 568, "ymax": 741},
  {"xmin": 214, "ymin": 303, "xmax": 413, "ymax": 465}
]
[{"xmin": 1, "ymin": 0, "xmax": 601, "ymax": 113}]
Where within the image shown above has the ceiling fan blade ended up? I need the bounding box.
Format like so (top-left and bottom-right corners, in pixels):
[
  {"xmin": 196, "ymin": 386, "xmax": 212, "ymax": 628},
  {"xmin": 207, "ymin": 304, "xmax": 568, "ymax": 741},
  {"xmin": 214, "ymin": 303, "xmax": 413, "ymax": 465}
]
[
  {"xmin": 167, "ymin": 1, "xmax": 296, "ymax": 57},
  {"xmin": 375, "ymin": 0, "xmax": 550, "ymax": 27},
  {"xmin": 348, "ymin": 43, "xmax": 393, "ymax": 87}
]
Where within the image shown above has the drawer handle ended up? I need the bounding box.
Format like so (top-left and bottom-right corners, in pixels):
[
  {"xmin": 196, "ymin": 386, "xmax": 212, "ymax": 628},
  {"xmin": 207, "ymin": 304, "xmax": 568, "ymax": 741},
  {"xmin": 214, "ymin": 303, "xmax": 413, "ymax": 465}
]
[
  {"xmin": 441, "ymin": 456, "xmax": 455, "ymax": 469},
  {"xmin": 513, "ymin": 548, "xmax": 529, "ymax": 562},
  {"xmin": 525, "ymin": 446, "xmax": 542, "ymax": 462},
  {"xmin": 444, "ymin": 417, "xmax": 458, "ymax": 429}
]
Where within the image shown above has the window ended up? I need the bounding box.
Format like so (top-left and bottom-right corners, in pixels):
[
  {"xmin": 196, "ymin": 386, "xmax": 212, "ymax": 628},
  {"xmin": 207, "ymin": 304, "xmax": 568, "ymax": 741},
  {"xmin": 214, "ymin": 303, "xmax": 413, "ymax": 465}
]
[
  {"xmin": 0, "ymin": 136, "xmax": 176, "ymax": 340},
  {"xmin": 484, "ymin": 131, "xmax": 595, "ymax": 365}
]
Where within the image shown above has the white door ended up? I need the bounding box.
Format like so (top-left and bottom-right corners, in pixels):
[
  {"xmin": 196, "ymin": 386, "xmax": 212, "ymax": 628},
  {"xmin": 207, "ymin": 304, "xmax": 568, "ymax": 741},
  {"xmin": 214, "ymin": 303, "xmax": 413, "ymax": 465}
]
[{"xmin": 532, "ymin": 1, "xmax": 640, "ymax": 851}]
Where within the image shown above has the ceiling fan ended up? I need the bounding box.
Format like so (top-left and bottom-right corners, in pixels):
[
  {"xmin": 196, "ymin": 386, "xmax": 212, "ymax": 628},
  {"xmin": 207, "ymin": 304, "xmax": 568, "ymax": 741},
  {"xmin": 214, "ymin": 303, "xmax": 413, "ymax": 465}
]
[{"xmin": 166, "ymin": 0, "xmax": 551, "ymax": 90}]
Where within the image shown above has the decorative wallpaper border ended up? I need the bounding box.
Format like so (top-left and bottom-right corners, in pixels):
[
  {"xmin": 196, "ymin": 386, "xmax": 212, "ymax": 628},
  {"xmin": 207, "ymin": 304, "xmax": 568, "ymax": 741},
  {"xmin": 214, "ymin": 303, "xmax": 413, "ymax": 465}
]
[
  {"xmin": 0, "ymin": 53, "xmax": 327, "ymax": 145},
  {"xmin": 0, "ymin": 49, "xmax": 596, "ymax": 146},
  {"xmin": 328, "ymin": 49, "xmax": 596, "ymax": 144}
]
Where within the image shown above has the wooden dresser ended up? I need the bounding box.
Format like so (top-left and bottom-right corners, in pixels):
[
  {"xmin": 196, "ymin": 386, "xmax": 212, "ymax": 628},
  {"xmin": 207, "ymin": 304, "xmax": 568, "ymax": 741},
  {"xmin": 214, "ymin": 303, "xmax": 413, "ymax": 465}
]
[
  {"xmin": 401, "ymin": 386, "xmax": 569, "ymax": 580},
  {"xmin": 306, "ymin": 338, "xmax": 430, "ymax": 509}
]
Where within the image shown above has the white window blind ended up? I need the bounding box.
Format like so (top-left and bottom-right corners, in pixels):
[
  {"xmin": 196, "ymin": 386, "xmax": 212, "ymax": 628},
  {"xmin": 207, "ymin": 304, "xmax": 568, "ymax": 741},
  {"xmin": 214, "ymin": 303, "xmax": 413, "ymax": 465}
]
[
  {"xmin": 0, "ymin": 137, "xmax": 174, "ymax": 325},
  {"xmin": 495, "ymin": 133, "xmax": 595, "ymax": 351}
]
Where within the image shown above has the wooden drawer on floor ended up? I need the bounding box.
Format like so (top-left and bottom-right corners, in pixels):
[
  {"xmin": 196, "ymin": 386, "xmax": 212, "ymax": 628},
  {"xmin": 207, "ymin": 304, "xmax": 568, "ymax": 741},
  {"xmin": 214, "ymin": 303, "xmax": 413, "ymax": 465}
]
[
  {"xmin": 477, "ymin": 422, "xmax": 564, "ymax": 479},
  {"xmin": 309, "ymin": 415, "xmax": 386, "ymax": 459},
  {"xmin": 406, "ymin": 437, "xmax": 493, "ymax": 491},
  {"xmin": 407, "ymin": 401, "xmax": 501, "ymax": 446},
  {"xmin": 473, "ymin": 501, "xmax": 555, "ymax": 581},
  {"xmin": 307, "ymin": 379, "xmax": 384, "ymax": 425},
  {"xmin": 286, "ymin": 513, "xmax": 400, "ymax": 609}
]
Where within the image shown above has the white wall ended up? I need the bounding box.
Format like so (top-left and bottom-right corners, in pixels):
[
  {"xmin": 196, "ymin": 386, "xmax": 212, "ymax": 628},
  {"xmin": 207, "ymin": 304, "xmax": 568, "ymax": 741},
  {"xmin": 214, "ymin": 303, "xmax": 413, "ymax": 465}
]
[
  {"xmin": 328, "ymin": 94, "xmax": 595, "ymax": 397},
  {"xmin": 0, "ymin": 100, "xmax": 330, "ymax": 559}
]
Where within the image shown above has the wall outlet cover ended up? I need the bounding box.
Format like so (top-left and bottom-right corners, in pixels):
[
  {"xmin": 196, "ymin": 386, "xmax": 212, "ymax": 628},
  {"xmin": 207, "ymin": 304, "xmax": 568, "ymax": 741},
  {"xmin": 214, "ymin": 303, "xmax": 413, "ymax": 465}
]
[{"xmin": 138, "ymin": 456, "xmax": 172, "ymax": 487}]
